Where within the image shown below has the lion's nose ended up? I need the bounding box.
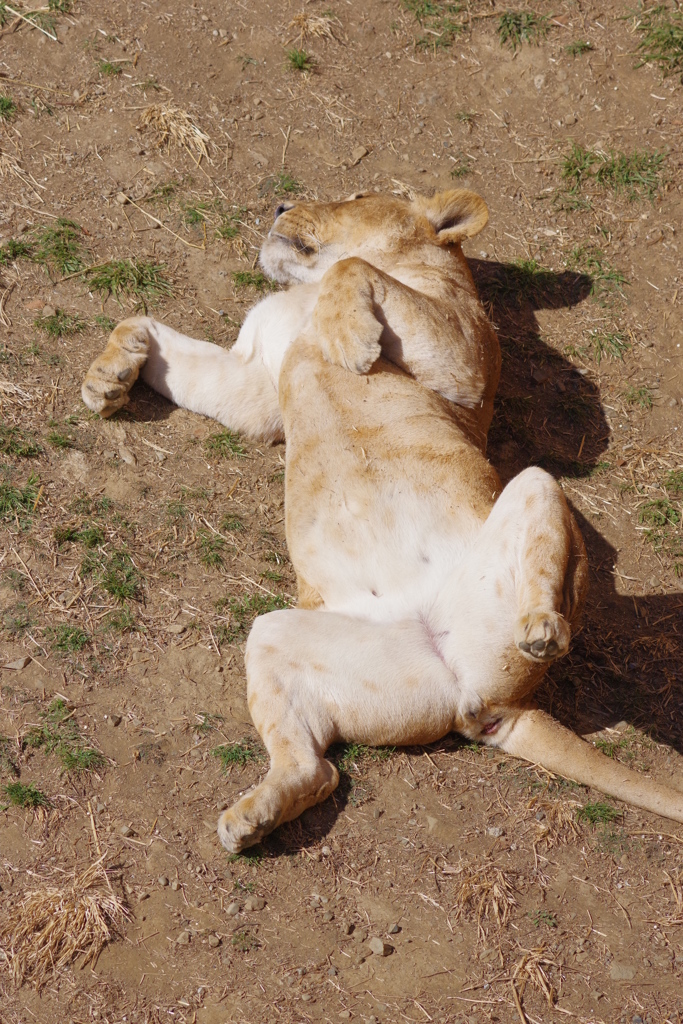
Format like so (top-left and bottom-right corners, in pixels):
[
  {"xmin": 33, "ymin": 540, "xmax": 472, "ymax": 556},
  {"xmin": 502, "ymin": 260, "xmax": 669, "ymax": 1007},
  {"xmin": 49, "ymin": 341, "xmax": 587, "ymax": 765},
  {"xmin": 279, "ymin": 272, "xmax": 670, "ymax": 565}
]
[{"xmin": 274, "ymin": 204, "xmax": 287, "ymax": 219}]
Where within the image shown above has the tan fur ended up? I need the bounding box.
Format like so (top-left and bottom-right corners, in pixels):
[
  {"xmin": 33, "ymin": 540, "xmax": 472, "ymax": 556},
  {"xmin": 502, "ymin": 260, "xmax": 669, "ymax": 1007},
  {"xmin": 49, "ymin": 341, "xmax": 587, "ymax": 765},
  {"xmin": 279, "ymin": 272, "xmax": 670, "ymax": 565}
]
[{"xmin": 81, "ymin": 190, "xmax": 683, "ymax": 851}]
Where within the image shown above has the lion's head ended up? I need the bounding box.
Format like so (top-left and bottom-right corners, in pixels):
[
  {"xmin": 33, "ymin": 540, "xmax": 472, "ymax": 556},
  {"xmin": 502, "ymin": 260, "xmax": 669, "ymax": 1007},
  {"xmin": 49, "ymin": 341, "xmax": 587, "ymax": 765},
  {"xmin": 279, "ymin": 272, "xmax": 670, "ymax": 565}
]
[{"xmin": 259, "ymin": 189, "xmax": 489, "ymax": 285}]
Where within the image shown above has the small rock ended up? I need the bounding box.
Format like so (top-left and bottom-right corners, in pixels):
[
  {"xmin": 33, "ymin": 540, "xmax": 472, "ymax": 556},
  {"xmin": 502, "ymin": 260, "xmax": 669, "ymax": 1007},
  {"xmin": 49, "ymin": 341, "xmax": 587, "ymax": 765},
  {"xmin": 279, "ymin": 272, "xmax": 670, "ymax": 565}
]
[
  {"xmin": 120, "ymin": 824, "xmax": 134, "ymax": 837},
  {"xmin": 110, "ymin": 713, "xmax": 122, "ymax": 727},
  {"xmin": 372, "ymin": 807, "xmax": 382, "ymax": 819},
  {"xmin": 138, "ymin": 891, "xmax": 150, "ymax": 902},
  {"xmin": 115, "ymin": 192, "xmax": 129, "ymax": 205},
  {"xmin": 388, "ymin": 923, "xmax": 400, "ymax": 934},
  {"xmin": 166, "ymin": 623, "xmax": 186, "ymax": 635},
  {"xmin": 301, "ymin": 994, "xmax": 312, "ymax": 1002},
  {"xmin": 352, "ymin": 928, "xmax": 367, "ymax": 943},
  {"xmin": 208, "ymin": 934, "xmax": 221, "ymax": 947},
  {"xmin": 176, "ymin": 930, "xmax": 191, "ymax": 945},
  {"xmin": 426, "ymin": 815, "xmax": 438, "ymax": 832},
  {"xmin": 534, "ymin": 74, "xmax": 545, "ymax": 90},
  {"xmin": 487, "ymin": 826, "xmax": 505, "ymax": 838},
  {"xmin": 669, "ymin": 397, "xmax": 679, "ymax": 407},
  {"xmin": 610, "ymin": 961, "xmax": 636, "ymax": 981},
  {"xmin": 564, "ymin": 114, "xmax": 577, "ymax": 125},
  {"xmin": 322, "ymin": 911, "xmax": 335, "ymax": 922},
  {"xmin": 339, "ymin": 1011, "xmax": 351, "ymax": 1019},
  {"xmin": 327, "ymin": 966, "xmax": 337, "ymax": 976},
  {"xmin": 632, "ymin": 1016, "xmax": 643, "ymax": 1024},
  {"xmin": 368, "ymin": 937, "xmax": 390, "ymax": 957},
  {"xmin": 321, "ymin": 845, "xmax": 331, "ymax": 856},
  {"xmin": 226, "ymin": 901, "xmax": 240, "ymax": 916},
  {"xmin": 349, "ymin": 145, "xmax": 369, "ymax": 166},
  {"xmin": 25, "ymin": 298, "xmax": 44, "ymax": 310},
  {"xmin": 340, "ymin": 920, "xmax": 353, "ymax": 935},
  {"xmin": 95, "ymin": 801, "xmax": 106, "ymax": 814},
  {"xmin": 158, "ymin": 875, "xmax": 169, "ymax": 887},
  {"xmin": 244, "ymin": 895, "xmax": 265, "ymax": 911},
  {"xmin": 535, "ymin": 810, "xmax": 546, "ymax": 821},
  {"xmin": 2, "ymin": 656, "xmax": 31, "ymax": 671},
  {"xmin": 171, "ymin": 880, "xmax": 181, "ymax": 892},
  {"xmin": 72, "ymin": 89, "xmax": 80, "ymax": 100},
  {"xmin": 118, "ymin": 444, "xmax": 137, "ymax": 466},
  {"xmin": 41, "ymin": 305, "xmax": 56, "ymax": 318}
]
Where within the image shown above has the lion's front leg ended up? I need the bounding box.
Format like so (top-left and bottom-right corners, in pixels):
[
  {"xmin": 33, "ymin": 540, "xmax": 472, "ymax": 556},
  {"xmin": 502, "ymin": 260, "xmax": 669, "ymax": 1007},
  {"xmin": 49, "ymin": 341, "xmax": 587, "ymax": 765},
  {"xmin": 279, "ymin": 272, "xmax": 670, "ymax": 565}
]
[
  {"xmin": 312, "ymin": 258, "xmax": 385, "ymax": 374},
  {"xmin": 81, "ymin": 316, "xmax": 152, "ymax": 416}
]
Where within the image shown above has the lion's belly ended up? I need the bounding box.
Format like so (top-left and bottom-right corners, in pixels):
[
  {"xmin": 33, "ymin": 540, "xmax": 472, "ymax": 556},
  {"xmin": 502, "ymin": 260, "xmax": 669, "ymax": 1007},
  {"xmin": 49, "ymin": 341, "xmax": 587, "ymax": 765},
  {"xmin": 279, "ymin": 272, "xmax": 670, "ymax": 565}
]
[{"xmin": 288, "ymin": 478, "xmax": 484, "ymax": 622}]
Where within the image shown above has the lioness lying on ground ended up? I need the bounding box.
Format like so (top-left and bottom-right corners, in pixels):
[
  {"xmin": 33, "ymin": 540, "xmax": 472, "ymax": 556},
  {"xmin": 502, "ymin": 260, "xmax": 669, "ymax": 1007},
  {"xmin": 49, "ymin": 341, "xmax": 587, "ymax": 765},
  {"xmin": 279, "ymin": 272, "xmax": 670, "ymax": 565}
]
[{"xmin": 83, "ymin": 190, "xmax": 683, "ymax": 850}]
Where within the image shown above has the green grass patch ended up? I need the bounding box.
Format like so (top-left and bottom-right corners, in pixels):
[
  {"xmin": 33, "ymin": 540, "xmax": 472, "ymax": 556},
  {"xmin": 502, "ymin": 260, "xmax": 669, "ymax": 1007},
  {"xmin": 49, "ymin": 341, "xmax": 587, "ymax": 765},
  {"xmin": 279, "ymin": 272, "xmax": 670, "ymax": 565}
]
[
  {"xmin": 232, "ymin": 270, "xmax": 277, "ymax": 292},
  {"xmin": 34, "ymin": 309, "xmax": 86, "ymax": 338},
  {"xmin": 219, "ymin": 593, "xmax": 289, "ymax": 642},
  {"xmin": 82, "ymin": 548, "xmax": 141, "ymax": 602},
  {"xmin": 0, "ymin": 422, "xmax": 42, "ymax": 458},
  {"xmin": 565, "ymin": 39, "xmax": 593, "ymax": 56},
  {"xmin": 449, "ymin": 152, "xmax": 471, "ymax": 179},
  {"xmin": 198, "ymin": 530, "xmax": 225, "ymax": 569},
  {"xmin": 34, "ymin": 220, "xmax": 85, "ymax": 275},
  {"xmin": 594, "ymin": 737, "xmax": 627, "ymax": 759},
  {"xmin": 260, "ymin": 170, "xmax": 303, "ymax": 198},
  {"xmin": 623, "ymin": 384, "xmax": 653, "ymax": 409},
  {"xmin": 402, "ymin": 1, "xmax": 464, "ymax": 49},
  {"xmin": 567, "ymin": 245, "xmax": 627, "ymax": 301},
  {"xmin": 576, "ymin": 801, "xmax": 621, "ymax": 825},
  {"xmin": 639, "ymin": 498, "xmax": 680, "ymax": 529},
  {"xmin": 97, "ymin": 59, "xmax": 122, "ymax": 76},
  {"xmin": 231, "ymin": 929, "xmax": 260, "ymax": 952},
  {"xmin": 498, "ymin": 11, "xmax": 548, "ymax": 50},
  {"xmin": 54, "ymin": 522, "xmax": 104, "ymax": 547},
  {"xmin": 0, "ymin": 238, "xmax": 35, "ymax": 265},
  {"xmin": 664, "ymin": 469, "xmax": 683, "ymax": 496},
  {"xmin": 221, "ymin": 514, "xmax": 245, "ymax": 533},
  {"xmin": 47, "ymin": 624, "xmax": 90, "ymax": 653},
  {"xmin": 102, "ymin": 607, "xmax": 136, "ymax": 633},
  {"xmin": 635, "ymin": 3, "xmax": 683, "ymax": 81},
  {"xmin": 560, "ymin": 143, "xmax": 664, "ymax": 203},
  {"xmin": 83, "ymin": 259, "xmax": 172, "ymax": 304},
  {"xmin": 212, "ymin": 740, "xmax": 264, "ymax": 770},
  {"xmin": 25, "ymin": 698, "xmax": 106, "ymax": 773},
  {"xmin": 182, "ymin": 201, "xmax": 209, "ymax": 226},
  {"xmin": 94, "ymin": 314, "xmax": 117, "ymax": 333},
  {"xmin": 589, "ymin": 330, "xmax": 629, "ymax": 363},
  {"xmin": 47, "ymin": 428, "xmax": 75, "ymax": 450},
  {"xmin": 3, "ymin": 781, "xmax": 50, "ymax": 809},
  {"xmin": 0, "ymin": 94, "xmax": 17, "ymax": 121},
  {"xmin": 0, "ymin": 475, "xmax": 40, "ymax": 527},
  {"xmin": 334, "ymin": 742, "xmax": 395, "ymax": 773},
  {"xmin": 205, "ymin": 430, "xmax": 247, "ymax": 459},
  {"xmin": 529, "ymin": 908, "xmax": 557, "ymax": 928},
  {"xmin": 286, "ymin": 48, "xmax": 315, "ymax": 72}
]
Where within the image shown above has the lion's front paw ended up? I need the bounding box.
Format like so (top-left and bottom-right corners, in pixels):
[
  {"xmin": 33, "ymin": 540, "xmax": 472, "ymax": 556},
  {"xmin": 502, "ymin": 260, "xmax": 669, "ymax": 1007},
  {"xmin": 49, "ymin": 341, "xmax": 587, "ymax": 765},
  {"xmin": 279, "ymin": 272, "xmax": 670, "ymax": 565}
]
[
  {"xmin": 313, "ymin": 296, "xmax": 383, "ymax": 375},
  {"xmin": 217, "ymin": 803, "xmax": 278, "ymax": 854},
  {"xmin": 81, "ymin": 318, "xmax": 150, "ymax": 417},
  {"xmin": 515, "ymin": 610, "xmax": 570, "ymax": 662}
]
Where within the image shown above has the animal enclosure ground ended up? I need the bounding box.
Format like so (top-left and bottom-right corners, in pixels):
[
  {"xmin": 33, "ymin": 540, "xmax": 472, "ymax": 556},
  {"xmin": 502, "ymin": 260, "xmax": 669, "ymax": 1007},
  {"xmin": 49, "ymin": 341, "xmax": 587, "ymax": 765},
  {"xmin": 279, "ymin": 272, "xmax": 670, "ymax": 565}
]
[{"xmin": 1, "ymin": 1, "xmax": 683, "ymax": 1022}]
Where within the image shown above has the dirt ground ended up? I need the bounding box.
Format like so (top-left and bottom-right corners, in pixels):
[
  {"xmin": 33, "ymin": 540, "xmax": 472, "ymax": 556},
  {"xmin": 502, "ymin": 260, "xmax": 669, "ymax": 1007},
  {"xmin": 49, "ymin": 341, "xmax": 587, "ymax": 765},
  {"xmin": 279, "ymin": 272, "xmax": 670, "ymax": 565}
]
[{"xmin": 1, "ymin": 0, "xmax": 683, "ymax": 1021}]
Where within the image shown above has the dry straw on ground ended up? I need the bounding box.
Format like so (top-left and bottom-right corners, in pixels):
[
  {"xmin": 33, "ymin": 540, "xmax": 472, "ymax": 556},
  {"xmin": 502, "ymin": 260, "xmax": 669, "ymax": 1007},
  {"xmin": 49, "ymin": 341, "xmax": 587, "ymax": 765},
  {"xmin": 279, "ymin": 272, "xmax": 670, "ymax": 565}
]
[
  {"xmin": 0, "ymin": 859, "xmax": 128, "ymax": 989},
  {"xmin": 529, "ymin": 797, "xmax": 583, "ymax": 847},
  {"xmin": 512, "ymin": 944, "xmax": 560, "ymax": 1005},
  {"xmin": 445, "ymin": 859, "xmax": 518, "ymax": 940},
  {"xmin": 137, "ymin": 104, "xmax": 210, "ymax": 162},
  {"xmin": 288, "ymin": 11, "xmax": 344, "ymax": 44}
]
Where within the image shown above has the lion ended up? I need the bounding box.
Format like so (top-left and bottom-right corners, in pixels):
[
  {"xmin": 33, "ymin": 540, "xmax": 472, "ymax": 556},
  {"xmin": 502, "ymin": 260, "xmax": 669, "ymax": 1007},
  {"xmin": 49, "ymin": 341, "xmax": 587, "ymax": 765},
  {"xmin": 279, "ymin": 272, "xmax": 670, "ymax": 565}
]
[{"xmin": 82, "ymin": 189, "xmax": 683, "ymax": 851}]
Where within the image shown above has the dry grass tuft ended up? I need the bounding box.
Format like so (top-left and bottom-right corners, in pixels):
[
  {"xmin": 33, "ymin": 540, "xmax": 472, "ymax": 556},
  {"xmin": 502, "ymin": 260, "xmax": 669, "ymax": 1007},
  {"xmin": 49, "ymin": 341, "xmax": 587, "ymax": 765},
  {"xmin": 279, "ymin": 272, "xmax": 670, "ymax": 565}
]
[
  {"xmin": 137, "ymin": 104, "xmax": 210, "ymax": 162},
  {"xmin": 288, "ymin": 11, "xmax": 343, "ymax": 44},
  {"xmin": 512, "ymin": 944, "xmax": 560, "ymax": 1005},
  {"xmin": 529, "ymin": 797, "xmax": 583, "ymax": 847},
  {"xmin": 0, "ymin": 150, "xmax": 22, "ymax": 179},
  {"xmin": 0, "ymin": 860, "xmax": 128, "ymax": 989},
  {"xmin": 662, "ymin": 869, "xmax": 683, "ymax": 925},
  {"xmin": 445, "ymin": 859, "xmax": 518, "ymax": 940}
]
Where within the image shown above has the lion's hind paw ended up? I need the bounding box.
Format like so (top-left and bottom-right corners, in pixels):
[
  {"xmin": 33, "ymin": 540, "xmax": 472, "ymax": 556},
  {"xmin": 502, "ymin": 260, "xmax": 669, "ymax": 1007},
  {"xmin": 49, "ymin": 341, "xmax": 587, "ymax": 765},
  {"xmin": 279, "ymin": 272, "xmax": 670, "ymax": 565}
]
[
  {"xmin": 81, "ymin": 318, "xmax": 150, "ymax": 417},
  {"xmin": 515, "ymin": 609, "xmax": 570, "ymax": 662}
]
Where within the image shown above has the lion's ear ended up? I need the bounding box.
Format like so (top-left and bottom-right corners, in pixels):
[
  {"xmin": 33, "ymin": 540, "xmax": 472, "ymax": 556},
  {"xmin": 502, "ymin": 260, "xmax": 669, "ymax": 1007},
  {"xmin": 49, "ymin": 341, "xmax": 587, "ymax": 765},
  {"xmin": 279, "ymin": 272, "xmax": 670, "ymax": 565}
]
[{"xmin": 412, "ymin": 189, "xmax": 489, "ymax": 244}]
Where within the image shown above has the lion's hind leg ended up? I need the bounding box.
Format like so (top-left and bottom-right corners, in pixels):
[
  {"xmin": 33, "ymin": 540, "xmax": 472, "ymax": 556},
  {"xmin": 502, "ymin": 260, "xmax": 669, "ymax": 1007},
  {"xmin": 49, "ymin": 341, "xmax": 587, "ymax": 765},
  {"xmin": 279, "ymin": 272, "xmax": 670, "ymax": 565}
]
[
  {"xmin": 217, "ymin": 609, "xmax": 457, "ymax": 852},
  {"xmin": 81, "ymin": 316, "xmax": 151, "ymax": 417}
]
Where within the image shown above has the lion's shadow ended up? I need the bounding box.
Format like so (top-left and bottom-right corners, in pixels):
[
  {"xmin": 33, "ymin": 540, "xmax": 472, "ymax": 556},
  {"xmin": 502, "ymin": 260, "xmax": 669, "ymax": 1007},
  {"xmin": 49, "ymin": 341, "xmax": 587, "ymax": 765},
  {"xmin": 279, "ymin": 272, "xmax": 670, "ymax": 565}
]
[{"xmin": 471, "ymin": 257, "xmax": 683, "ymax": 761}]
